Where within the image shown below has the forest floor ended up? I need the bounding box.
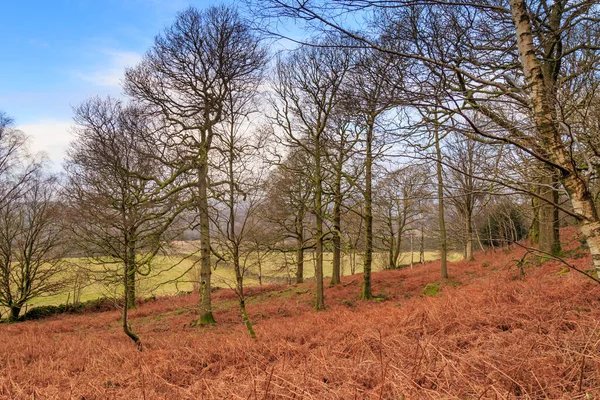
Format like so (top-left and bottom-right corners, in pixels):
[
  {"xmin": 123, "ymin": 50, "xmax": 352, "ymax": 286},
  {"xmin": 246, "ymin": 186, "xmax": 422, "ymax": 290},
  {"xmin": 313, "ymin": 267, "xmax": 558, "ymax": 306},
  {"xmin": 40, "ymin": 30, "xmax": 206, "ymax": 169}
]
[{"xmin": 1, "ymin": 227, "xmax": 600, "ymax": 399}]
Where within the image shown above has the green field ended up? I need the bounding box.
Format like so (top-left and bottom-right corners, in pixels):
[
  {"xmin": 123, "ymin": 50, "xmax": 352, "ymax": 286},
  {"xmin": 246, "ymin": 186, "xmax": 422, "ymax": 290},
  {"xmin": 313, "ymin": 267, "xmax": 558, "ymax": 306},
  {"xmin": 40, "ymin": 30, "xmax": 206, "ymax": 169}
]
[{"xmin": 20, "ymin": 249, "xmax": 461, "ymax": 311}]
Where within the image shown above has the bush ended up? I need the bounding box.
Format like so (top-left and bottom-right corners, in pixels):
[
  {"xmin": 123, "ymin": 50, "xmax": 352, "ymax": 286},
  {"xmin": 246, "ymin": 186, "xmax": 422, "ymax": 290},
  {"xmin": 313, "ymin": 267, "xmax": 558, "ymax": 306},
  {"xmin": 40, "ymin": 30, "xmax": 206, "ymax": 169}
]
[
  {"xmin": 479, "ymin": 202, "xmax": 528, "ymax": 248},
  {"xmin": 22, "ymin": 297, "xmax": 120, "ymax": 321},
  {"xmin": 22, "ymin": 304, "xmax": 80, "ymax": 320}
]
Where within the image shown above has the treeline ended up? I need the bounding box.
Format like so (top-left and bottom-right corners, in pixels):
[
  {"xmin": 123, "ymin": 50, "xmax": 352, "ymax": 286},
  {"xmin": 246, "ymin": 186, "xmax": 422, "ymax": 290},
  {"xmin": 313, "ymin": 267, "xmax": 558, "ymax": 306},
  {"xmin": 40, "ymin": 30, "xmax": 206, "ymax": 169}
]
[{"xmin": 1, "ymin": 1, "xmax": 599, "ymax": 348}]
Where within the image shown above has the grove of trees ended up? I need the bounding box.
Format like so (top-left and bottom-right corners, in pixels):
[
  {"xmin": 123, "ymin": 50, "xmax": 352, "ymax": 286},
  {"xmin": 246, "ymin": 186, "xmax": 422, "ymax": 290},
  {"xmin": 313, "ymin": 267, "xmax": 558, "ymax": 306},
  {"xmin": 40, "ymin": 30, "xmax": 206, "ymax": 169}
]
[{"xmin": 1, "ymin": 0, "xmax": 599, "ymax": 349}]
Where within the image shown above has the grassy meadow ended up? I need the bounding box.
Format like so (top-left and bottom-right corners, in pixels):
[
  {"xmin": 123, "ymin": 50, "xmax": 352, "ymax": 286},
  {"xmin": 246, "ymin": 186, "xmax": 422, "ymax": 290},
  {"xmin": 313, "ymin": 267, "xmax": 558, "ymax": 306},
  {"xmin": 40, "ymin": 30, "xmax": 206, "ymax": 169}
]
[{"xmin": 24, "ymin": 248, "xmax": 462, "ymax": 310}]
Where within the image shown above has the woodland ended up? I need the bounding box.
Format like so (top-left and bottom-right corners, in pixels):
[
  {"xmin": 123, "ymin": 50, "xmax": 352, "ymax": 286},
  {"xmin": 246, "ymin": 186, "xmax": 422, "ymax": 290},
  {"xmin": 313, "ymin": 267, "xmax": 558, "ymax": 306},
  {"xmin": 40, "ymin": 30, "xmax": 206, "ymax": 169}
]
[{"xmin": 1, "ymin": 0, "xmax": 600, "ymax": 398}]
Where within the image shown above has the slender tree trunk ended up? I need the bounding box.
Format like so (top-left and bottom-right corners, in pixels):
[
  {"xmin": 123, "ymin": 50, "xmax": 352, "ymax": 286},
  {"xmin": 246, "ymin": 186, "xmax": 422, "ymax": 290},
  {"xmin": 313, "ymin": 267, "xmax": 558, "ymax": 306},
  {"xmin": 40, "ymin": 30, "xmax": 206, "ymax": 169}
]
[
  {"xmin": 420, "ymin": 222, "xmax": 425, "ymax": 264},
  {"xmin": 295, "ymin": 217, "xmax": 304, "ymax": 284},
  {"xmin": 296, "ymin": 244, "xmax": 304, "ymax": 284},
  {"xmin": 196, "ymin": 160, "xmax": 215, "ymax": 325},
  {"xmin": 388, "ymin": 234, "xmax": 395, "ymax": 270},
  {"xmin": 126, "ymin": 238, "xmax": 136, "ymax": 310},
  {"xmin": 539, "ymin": 171, "xmax": 557, "ymax": 255},
  {"xmin": 123, "ymin": 258, "xmax": 141, "ymax": 350},
  {"xmin": 393, "ymin": 233, "xmax": 402, "ymax": 268},
  {"xmin": 410, "ymin": 230, "xmax": 414, "ymax": 268},
  {"xmin": 330, "ymin": 147, "xmax": 343, "ymax": 286},
  {"xmin": 475, "ymin": 224, "xmax": 486, "ymax": 252},
  {"xmin": 331, "ymin": 189, "xmax": 342, "ymax": 286},
  {"xmin": 386, "ymin": 211, "xmax": 395, "ymax": 269},
  {"xmin": 529, "ymin": 194, "xmax": 540, "ymax": 246},
  {"xmin": 362, "ymin": 121, "xmax": 374, "ymax": 299},
  {"xmin": 552, "ymin": 172, "xmax": 562, "ymax": 255},
  {"xmin": 240, "ymin": 299, "xmax": 255, "ymax": 338},
  {"xmin": 488, "ymin": 215, "xmax": 496, "ymax": 252},
  {"xmin": 434, "ymin": 124, "xmax": 448, "ymax": 279},
  {"xmin": 465, "ymin": 210, "xmax": 474, "ymax": 261},
  {"xmin": 314, "ymin": 137, "xmax": 325, "ymax": 310},
  {"xmin": 234, "ymin": 255, "xmax": 255, "ymax": 338},
  {"xmin": 256, "ymin": 248, "xmax": 263, "ymax": 286}
]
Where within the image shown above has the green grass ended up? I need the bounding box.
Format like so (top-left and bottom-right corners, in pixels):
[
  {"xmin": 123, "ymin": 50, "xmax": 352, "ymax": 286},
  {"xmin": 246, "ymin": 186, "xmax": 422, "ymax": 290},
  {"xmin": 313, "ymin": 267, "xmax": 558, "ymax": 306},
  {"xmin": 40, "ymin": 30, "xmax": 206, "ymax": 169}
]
[
  {"xmin": 18, "ymin": 249, "xmax": 461, "ymax": 310},
  {"xmin": 422, "ymin": 282, "xmax": 440, "ymax": 296}
]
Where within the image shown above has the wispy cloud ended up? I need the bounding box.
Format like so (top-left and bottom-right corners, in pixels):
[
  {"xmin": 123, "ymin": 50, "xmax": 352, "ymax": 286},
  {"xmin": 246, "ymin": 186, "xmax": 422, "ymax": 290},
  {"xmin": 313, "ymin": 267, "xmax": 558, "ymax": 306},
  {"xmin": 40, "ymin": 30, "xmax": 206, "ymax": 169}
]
[{"xmin": 75, "ymin": 49, "xmax": 142, "ymax": 88}]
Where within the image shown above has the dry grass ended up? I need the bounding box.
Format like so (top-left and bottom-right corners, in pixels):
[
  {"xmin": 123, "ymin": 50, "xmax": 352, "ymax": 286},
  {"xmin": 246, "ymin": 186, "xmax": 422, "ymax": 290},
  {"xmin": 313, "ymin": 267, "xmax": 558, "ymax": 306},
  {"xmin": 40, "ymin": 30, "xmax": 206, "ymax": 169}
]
[
  {"xmin": 1, "ymin": 227, "xmax": 599, "ymax": 399},
  {"xmin": 28, "ymin": 249, "xmax": 460, "ymax": 308}
]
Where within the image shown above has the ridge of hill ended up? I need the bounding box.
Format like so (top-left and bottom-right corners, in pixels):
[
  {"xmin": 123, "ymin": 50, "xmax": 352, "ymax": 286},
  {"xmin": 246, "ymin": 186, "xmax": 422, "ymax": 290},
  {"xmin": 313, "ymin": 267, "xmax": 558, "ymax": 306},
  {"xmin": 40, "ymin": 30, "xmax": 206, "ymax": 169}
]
[{"xmin": 1, "ymin": 227, "xmax": 600, "ymax": 399}]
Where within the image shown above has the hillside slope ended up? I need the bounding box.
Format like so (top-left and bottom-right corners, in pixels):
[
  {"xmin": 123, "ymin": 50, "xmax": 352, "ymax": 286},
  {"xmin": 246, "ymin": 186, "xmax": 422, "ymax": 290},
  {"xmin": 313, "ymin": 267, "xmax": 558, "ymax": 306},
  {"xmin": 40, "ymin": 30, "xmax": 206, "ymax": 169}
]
[{"xmin": 1, "ymin": 227, "xmax": 600, "ymax": 399}]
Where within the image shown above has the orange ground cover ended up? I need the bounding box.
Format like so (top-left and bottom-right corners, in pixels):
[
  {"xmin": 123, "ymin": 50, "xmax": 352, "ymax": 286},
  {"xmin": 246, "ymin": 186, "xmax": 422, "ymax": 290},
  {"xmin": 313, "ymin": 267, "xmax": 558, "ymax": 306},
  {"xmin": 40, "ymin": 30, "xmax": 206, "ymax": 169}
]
[{"xmin": 2, "ymin": 227, "xmax": 600, "ymax": 399}]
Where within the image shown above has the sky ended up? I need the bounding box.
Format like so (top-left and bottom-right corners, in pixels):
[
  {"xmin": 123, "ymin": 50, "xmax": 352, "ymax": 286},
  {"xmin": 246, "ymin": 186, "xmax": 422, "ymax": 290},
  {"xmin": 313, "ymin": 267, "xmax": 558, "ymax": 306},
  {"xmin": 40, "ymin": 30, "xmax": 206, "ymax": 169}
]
[{"xmin": 0, "ymin": 0, "xmax": 229, "ymax": 169}]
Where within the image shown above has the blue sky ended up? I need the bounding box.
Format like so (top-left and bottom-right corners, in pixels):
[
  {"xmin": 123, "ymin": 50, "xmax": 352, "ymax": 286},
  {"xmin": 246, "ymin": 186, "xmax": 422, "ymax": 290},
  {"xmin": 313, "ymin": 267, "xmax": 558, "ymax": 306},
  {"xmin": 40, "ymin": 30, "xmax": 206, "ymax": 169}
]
[{"xmin": 0, "ymin": 0, "xmax": 227, "ymax": 167}]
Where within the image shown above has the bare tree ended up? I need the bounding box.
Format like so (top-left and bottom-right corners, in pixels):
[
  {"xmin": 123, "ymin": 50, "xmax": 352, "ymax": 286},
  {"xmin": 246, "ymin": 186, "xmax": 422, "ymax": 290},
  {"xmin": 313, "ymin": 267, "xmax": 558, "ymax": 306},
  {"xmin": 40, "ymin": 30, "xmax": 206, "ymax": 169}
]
[
  {"xmin": 344, "ymin": 45, "xmax": 405, "ymax": 298},
  {"xmin": 263, "ymin": 149, "xmax": 314, "ymax": 284},
  {"xmin": 270, "ymin": 37, "xmax": 351, "ymax": 309},
  {"xmin": 210, "ymin": 80, "xmax": 267, "ymax": 337},
  {"xmin": 323, "ymin": 112, "xmax": 360, "ymax": 285},
  {"xmin": 433, "ymin": 118, "xmax": 449, "ymax": 278},
  {"xmin": 444, "ymin": 133, "xmax": 498, "ymax": 261},
  {"xmin": 374, "ymin": 165, "xmax": 430, "ymax": 269},
  {"xmin": 0, "ymin": 173, "xmax": 69, "ymax": 322},
  {"xmin": 0, "ymin": 113, "xmax": 69, "ymax": 321},
  {"xmin": 65, "ymin": 97, "xmax": 185, "ymax": 348},
  {"xmin": 124, "ymin": 5, "xmax": 267, "ymax": 324},
  {"xmin": 254, "ymin": 0, "xmax": 600, "ymax": 276}
]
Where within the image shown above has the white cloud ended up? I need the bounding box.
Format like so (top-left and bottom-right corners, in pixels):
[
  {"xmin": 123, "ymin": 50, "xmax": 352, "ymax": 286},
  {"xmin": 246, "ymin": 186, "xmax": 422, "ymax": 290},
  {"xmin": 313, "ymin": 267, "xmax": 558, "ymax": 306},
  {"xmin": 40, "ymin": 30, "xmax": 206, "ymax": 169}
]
[
  {"xmin": 76, "ymin": 49, "xmax": 142, "ymax": 88},
  {"xmin": 17, "ymin": 120, "xmax": 73, "ymax": 170}
]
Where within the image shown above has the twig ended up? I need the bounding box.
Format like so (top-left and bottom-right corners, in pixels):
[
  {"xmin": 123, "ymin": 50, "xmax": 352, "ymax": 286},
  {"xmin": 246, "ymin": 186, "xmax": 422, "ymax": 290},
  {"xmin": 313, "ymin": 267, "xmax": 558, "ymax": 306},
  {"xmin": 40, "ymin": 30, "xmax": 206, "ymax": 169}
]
[
  {"xmin": 263, "ymin": 365, "xmax": 275, "ymax": 399},
  {"xmin": 512, "ymin": 242, "xmax": 600, "ymax": 284}
]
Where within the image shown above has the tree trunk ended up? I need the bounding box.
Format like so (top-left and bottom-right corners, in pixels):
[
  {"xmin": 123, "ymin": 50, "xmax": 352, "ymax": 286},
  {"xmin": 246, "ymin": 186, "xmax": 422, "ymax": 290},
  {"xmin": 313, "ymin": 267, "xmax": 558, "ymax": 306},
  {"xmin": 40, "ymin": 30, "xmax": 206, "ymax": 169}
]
[
  {"xmin": 420, "ymin": 222, "xmax": 425, "ymax": 264},
  {"xmin": 123, "ymin": 256, "xmax": 141, "ymax": 350},
  {"xmin": 552, "ymin": 172, "xmax": 562, "ymax": 255},
  {"xmin": 388, "ymin": 234, "xmax": 395, "ymax": 270},
  {"xmin": 410, "ymin": 230, "xmax": 414, "ymax": 268},
  {"xmin": 330, "ymin": 150, "xmax": 343, "ymax": 286},
  {"xmin": 296, "ymin": 242, "xmax": 304, "ymax": 284},
  {"xmin": 529, "ymin": 194, "xmax": 540, "ymax": 246},
  {"xmin": 362, "ymin": 120, "xmax": 374, "ymax": 299},
  {"xmin": 256, "ymin": 248, "xmax": 263, "ymax": 286},
  {"xmin": 434, "ymin": 124, "xmax": 448, "ymax": 279},
  {"xmin": 465, "ymin": 210, "xmax": 474, "ymax": 261},
  {"xmin": 329, "ymin": 220, "xmax": 342, "ymax": 286},
  {"xmin": 488, "ymin": 215, "xmax": 496, "ymax": 252},
  {"xmin": 314, "ymin": 137, "xmax": 325, "ymax": 310},
  {"xmin": 330, "ymin": 208, "xmax": 341, "ymax": 285},
  {"xmin": 240, "ymin": 299, "xmax": 256, "ymax": 338},
  {"xmin": 234, "ymin": 256, "xmax": 255, "ymax": 338},
  {"xmin": 539, "ymin": 170, "xmax": 560, "ymax": 255},
  {"xmin": 295, "ymin": 216, "xmax": 305, "ymax": 283},
  {"xmin": 196, "ymin": 160, "xmax": 215, "ymax": 325},
  {"xmin": 9, "ymin": 306, "xmax": 21, "ymax": 322},
  {"xmin": 475, "ymin": 223, "xmax": 486, "ymax": 252},
  {"xmin": 393, "ymin": 233, "xmax": 402, "ymax": 268},
  {"xmin": 126, "ymin": 239, "xmax": 136, "ymax": 310}
]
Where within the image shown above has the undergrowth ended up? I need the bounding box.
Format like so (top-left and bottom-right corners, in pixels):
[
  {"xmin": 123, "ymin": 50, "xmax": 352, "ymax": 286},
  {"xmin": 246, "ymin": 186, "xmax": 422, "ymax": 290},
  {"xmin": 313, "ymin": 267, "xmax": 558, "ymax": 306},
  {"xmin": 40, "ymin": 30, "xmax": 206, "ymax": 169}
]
[{"xmin": 1, "ymin": 227, "xmax": 599, "ymax": 399}]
